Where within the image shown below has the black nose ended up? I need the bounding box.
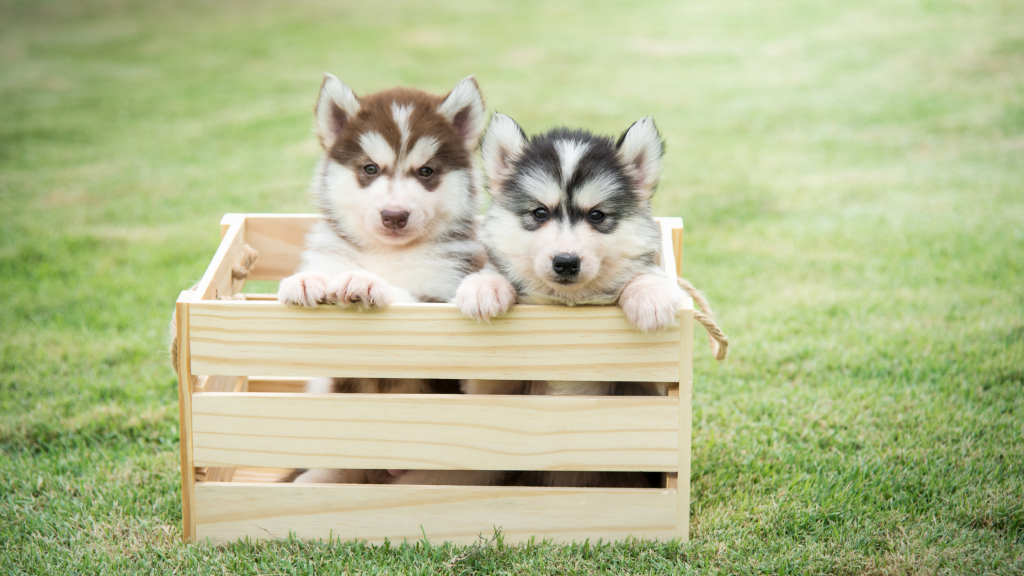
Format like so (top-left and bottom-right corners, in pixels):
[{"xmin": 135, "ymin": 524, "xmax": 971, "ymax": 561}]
[
  {"xmin": 381, "ymin": 210, "xmax": 409, "ymax": 230},
  {"xmin": 552, "ymin": 253, "xmax": 581, "ymax": 276}
]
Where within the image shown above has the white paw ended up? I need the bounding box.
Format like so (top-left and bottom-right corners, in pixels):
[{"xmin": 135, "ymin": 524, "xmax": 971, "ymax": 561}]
[
  {"xmin": 278, "ymin": 272, "xmax": 331, "ymax": 308},
  {"xmin": 327, "ymin": 270, "xmax": 393, "ymax": 309},
  {"xmin": 454, "ymin": 272, "xmax": 516, "ymax": 322},
  {"xmin": 618, "ymin": 274, "xmax": 683, "ymax": 333}
]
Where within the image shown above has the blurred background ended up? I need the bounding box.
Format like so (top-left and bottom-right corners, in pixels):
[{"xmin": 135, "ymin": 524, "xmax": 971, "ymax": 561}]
[{"xmin": 1, "ymin": 0, "xmax": 1021, "ymax": 572}]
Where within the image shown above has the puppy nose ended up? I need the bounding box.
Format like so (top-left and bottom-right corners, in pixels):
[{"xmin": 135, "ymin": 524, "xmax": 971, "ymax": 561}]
[
  {"xmin": 552, "ymin": 253, "xmax": 581, "ymax": 276},
  {"xmin": 381, "ymin": 210, "xmax": 409, "ymax": 230}
]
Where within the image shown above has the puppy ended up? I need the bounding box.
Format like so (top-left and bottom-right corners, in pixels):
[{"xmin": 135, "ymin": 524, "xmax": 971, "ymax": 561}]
[
  {"xmin": 277, "ymin": 74, "xmax": 487, "ymax": 484},
  {"xmin": 454, "ymin": 114, "xmax": 682, "ymax": 488}
]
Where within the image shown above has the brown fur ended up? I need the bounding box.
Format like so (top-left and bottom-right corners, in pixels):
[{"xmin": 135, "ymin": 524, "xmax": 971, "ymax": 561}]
[
  {"xmin": 329, "ymin": 378, "xmax": 462, "ymax": 394},
  {"xmin": 328, "ymin": 88, "xmax": 473, "ymax": 192}
]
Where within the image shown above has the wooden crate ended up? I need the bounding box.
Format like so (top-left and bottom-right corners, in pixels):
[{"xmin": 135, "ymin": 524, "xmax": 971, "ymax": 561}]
[{"xmin": 175, "ymin": 213, "xmax": 693, "ymax": 545}]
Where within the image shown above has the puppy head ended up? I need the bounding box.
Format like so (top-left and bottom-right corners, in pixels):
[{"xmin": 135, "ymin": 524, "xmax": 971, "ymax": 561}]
[
  {"xmin": 481, "ymin": 115, "xmax": 664, "ymax": 301},
  {"xmin": 314, "ymin": 74, "xmax": 486, "ymax": 246}
]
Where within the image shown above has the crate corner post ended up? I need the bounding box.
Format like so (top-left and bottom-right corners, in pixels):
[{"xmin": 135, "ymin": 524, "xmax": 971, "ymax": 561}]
[
  {"xmin": 176, "ymin": 289, "xmax": 198, "ymax": 541},
  {"xmin": 677, "ymin": 305, "xmax": 694, "ymax": 543}
]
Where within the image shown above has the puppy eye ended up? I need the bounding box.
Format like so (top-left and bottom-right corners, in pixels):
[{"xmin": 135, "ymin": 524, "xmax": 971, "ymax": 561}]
[
  {"xmin": 364, "ymin": 164, "xmax": 379, "ymax": 175},
  {"xmin": 418, "ymin": 166, "xmax": 434, "ymax": 177},
  {"xmin": 532, "ymin": 207, "xmax": 549, "ymax": 220},
  {"xmin": 588, "ymin": 210, "xmax": 606, "ymax": 222}
]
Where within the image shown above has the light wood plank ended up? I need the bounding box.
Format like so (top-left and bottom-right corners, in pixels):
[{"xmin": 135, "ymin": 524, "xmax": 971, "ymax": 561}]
[
  {"xmin": 195, "ymin": 218, "xmax": 247, "ymax": 301},
  {"xmin": 240, "ymin": 213, "xmax": 319, "ymax": 281},
  {"xmin": 187, "ymin": 301, "xmax": 686, "ymax": 381},
  {"xmin": 656, "ymin": 217, "xmax": 682, "ymax": 279},
  {"xmin": 677, "ymin": 309, "xmax": 694, "ymax": 542},
  {"xmin": 194, "ymin": 483, "xmax": 678, "ymax": 545},
  {"xmin": 231, "ymin": 467, "xmax": 293, "ymax": 483},
  {"xmin": 191, "ymin": 393, "xmax": 678, "ymax": 472},
  {"xmin": 239, "ymin": 293, "xmax": 278, "ymax": 301},
  {"xmin": 193, "ymin": 375, "xmax": 247, "ymax": 394},
  {"xmin": 247, "ymin": 377, "xmax": 308, "ymax": 393},
  {"xmin": 175, "ymin": 291, "xmax": 197, "ymax": 541},
  {"xmin": 672, "ymin": 227, "xmax": 684, "ymax": 276},
  {"xmin": 195, "ymin": 467, "xmax": 237, "ymax": 483}
]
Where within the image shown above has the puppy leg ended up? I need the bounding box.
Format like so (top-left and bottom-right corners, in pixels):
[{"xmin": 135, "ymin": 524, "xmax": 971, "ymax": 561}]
[
  {"xmin": 454, "ymin": 269, "xmax": 517, "ymax": 322},
  {"xmin": 327, "ymin": 270, "xmax": 416, "ymax": 309},
  {"xmin": 618, "ymin": 271, "xmax": 683, "ymax": 333},
  {"xmin": 278, "ymin": 271, "xmax": 331, "ymax": 307}
]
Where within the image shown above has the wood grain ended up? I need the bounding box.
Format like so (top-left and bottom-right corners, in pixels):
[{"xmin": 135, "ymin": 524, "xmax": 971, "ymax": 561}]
[
  {"xmin": 672, "ymin": 227, "xmax": 684, "ymax": 276},
  {"xmin": 231, "ymin": 467, "xmax": 292, "ymax": 483},
  {"xmin": 187, "ymin": 301, "xmax": 686, "ymax": 381},
  {"xmin": 175, "ymin": 291, "xmax": 197, "ymax": 540},
  {"xmin": 190, "ymin": 393, "xmax": 678, "ymax": 472},
  {"xmin": 246, "ymin": 377, "xmax": 307, "ymax": 393},
  {"xmin": 192, "ymin": 375, "xmax": 247, "ymax": 394},
  {"xmin": 677, "ymin": 309, "xmax": 694, "ymax": 542},
  {"xmin": 237, "ymin": 213, "xmax": 318, "ymax": 281},
  {"xmin": 657, "ymin": 217, "xmax": 683, "ymax": 279},
  {"xmin": 194, "ymin": 483, "xmax": 679, "ymax": 545}
]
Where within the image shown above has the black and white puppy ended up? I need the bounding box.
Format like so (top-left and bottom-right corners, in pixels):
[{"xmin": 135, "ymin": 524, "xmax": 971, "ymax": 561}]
[
  {"xmin": 456, "ymin": 113, "xmax": 682, "ymax": 340},
  {"xmin": 453, "ymin": 114, "xmax": 682, "ymax": 488}
]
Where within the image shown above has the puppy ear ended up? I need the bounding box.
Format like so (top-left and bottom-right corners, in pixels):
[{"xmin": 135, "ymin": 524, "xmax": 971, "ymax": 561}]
[
  {"xmin": 438, "ymin": 75, "xmax": 487, "ymax": 149},
  {"xmin": 481, "ymin": 113, "xmax": 527, "ymax": 194},
  {"xmin": 616, "ymin": 117, "xmax": 665, "ymax": 199},
  {"xmin": 315, "ymin": 74, "xmax": 361, "ymax": 149}
]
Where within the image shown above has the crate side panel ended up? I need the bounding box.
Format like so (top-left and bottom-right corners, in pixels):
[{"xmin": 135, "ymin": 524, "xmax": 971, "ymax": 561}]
[
  {"xmin": 241, "ymin": 214, "xmax": 317, "ymax": 281},
  {"xmin": 188, "ymin": 301, "xmax": 682, "ymax": 382},
  {"xmin": 194, "ymin": 483, "xmax": 678, "ymax": 545},
  {"xmin": 191, "ymin": 393, "xmax": 678, "ymax": 472}
]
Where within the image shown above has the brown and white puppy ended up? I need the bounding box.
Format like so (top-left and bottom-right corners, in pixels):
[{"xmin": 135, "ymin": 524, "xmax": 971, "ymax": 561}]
[
  {"xmin": 277, "ymin": 75, "xmax": 487, "ymax": 485},
  {"xmin": 453, "ymin": 114, "xmax": 682, "ymax": 488}
]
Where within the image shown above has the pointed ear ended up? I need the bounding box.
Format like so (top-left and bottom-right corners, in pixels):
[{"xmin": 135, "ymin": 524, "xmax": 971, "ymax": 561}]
[
  {"xmin": 481, "ymin": 113, "xmax": 527, "ymax": 194},
  {"xmin": 438, "ymin": 75, "xmax": 487, "ymax": 150},
  {"xmin": 616, "ymin": 117, "xmax": 665, "ymax": 199},
  {"xmin": 315, "ymin": 74, "xmax": 361, "ymax": 149}
]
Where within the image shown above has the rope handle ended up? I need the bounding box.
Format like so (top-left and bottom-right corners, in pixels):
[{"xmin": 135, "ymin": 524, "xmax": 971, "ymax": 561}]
[{"xmin": 677, "ymin": 277, "xmax": 730, "ymax": 361}]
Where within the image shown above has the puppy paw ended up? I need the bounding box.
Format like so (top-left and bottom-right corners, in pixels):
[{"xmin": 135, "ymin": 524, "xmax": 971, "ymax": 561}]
[
  {"xmin": 327, "ymin": 271, "xmax": 393, "ymax": 309},
  {"xmin": 454, "ymin": 272, "xmax": 516, "ymax": 322},
  {"xmin": 618, "ymin": 274, "xmax": 683, "ymax": 333},
  {"xmin": 278, "ymin": 272, "xmax": 331, "ymax": 308}
]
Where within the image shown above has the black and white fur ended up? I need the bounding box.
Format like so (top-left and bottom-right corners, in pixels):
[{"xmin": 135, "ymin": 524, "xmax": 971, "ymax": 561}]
[{"xmin": 453, "ymin": 114, "xmax": 682, "ymax": 488}]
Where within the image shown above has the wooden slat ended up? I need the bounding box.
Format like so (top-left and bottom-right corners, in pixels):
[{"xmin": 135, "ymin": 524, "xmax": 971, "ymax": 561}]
[
  {"xmin": 194, "ymin": 483, "xmax": 678, "ymax": 545},
  {"xmin": 191, "ymin": 393, "xmax": 678, "ymax": 472},
  {"xmin": 195, "ymin": 467, "xmax": 237, "ymax": 482},
  {"xmin": 231, "ymin": 467, "xmax": 293, "ymax": 483},
  {"xmin": 672, "ymin": 227, "xmax": 684, "ymax": 276},
  {"xmin": 656, "ymin": 217, "xmax": 682, "ymax": 279},
  {"xmin": 187, "ymin": 301, "xmax": 686, "ymax": 381},
  {"xmin": 239, "ymin": 213, "xmax": 318, "ymax": 281},
  {"xmin": 246, "ymin": 377, "xmax": 307, "ymax": 393},
  {"xmin": 175, "ymin": 291, "xmax": 197, "ymax": 541},
  {"xmin": 192, "ymin": 375, "xmax": 247, "ymax": 394},
  {"xmin": 677, "ymin": 309, "xmax": 694, "ymax": 542},
  {"xmin": 195, "ymin": 216, "xmax": 247, "ymax": 301}
]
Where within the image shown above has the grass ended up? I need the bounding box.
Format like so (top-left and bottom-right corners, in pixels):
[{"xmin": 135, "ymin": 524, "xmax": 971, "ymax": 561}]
[{"xmin": 1, "ymin": 0, "xmax": 1022, "ymax": 573}]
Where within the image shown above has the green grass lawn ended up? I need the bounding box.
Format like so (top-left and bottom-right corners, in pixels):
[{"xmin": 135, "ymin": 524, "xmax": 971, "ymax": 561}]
[{"xmin": 2, "ymin": 0, "xmax": 1022, "ymax": 573}]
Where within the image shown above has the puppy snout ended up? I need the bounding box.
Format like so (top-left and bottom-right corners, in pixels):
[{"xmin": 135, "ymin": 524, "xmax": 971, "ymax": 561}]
[
  {"xmin": 552, "ymin": 253, "xmax": 581, "ymax": 277},
  {"xmin": 381, "ymin": 210, "xmax": 409, "ymax": 230}
]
